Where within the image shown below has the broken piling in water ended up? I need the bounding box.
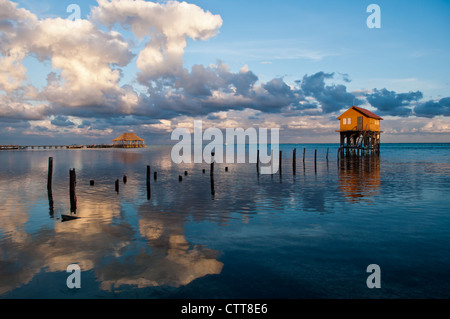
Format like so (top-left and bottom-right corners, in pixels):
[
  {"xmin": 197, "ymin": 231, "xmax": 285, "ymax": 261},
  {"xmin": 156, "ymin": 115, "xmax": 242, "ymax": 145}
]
[
  {"xmin": 47, "ymin": 157, "xmax": 53, "ymax": 191},
  {"xmin": 146, "ymin": 165, "xmax": 151, "ymax": 199},
  {"xmin": 69, "ymin": 168, "xmax": 77, "ymax": 213}
]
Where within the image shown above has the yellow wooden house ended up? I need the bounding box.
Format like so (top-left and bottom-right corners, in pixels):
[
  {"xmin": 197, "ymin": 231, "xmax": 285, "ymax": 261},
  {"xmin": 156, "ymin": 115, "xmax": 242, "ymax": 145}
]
[
  {"xmin": 337, "ymin": 106, "xmax": 383, "ymax": 155},
  {"xmin": 337, "ymin": 106, "xmax": 383, "ymax": 132}
]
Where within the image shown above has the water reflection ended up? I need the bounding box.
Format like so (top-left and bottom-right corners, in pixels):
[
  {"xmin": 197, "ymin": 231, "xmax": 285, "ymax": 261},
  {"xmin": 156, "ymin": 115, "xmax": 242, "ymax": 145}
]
[
  {"xmin": 97, "ymin": 203, "xmax": 223, "ymax": 291},
  {"xmin": 339, "ymin": 155, "xmax": 380, "ymax": 202},
  {"xmin": 112, "ymin": 150, "xmax": 144, "ymax": 165},
  {"xmin": 0, "ymin": 157, "xmax": 223, "ymax": 295},
  {"xmin": 3, "ymin": 145, "xmax": 449, "ymax": 298}
]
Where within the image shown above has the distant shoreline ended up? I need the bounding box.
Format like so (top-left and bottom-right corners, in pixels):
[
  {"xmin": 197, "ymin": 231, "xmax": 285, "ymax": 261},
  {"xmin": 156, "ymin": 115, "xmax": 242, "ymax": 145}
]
[{"xmin": 1, "ymin": 142, "xmax": 449, "ymax": 151}]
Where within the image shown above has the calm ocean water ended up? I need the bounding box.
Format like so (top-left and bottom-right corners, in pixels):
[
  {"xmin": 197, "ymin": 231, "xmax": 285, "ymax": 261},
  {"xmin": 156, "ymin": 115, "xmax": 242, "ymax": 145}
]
[{"xmin": 1, "ymin": 143, "xmax": 450, "ymax": 299}]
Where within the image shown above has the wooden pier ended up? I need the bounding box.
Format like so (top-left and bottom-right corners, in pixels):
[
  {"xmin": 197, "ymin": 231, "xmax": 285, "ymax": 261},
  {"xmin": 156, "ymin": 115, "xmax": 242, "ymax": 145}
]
[{"xmin": 0, "ymin": 144, "xmax": 115, "ymax": 150}]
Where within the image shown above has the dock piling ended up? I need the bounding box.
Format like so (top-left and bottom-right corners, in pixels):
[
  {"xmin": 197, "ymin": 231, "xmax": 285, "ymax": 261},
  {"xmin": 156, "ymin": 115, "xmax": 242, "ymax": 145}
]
[
  {"xmin": 210, "ymin": 151, "xmax": 215, "ymax": 196},
  {"xmin": 69, "ymin": 168, "xmax": 77, "ymax": 213},
  {"xmin": 146, "ymin": 165, "xmax": 151, "ymax": 199},
  {"xmin": 303, "ymin": 148, "xmax": 306, "ymax": 168},
  {"xmin": 314, "ymin": 149, "xmax": 317, "ymax": 173},
  {"xmin": 47, "ymin": 157, "xmax": 53, "ymax": 191},
  {"xmin": 115, "ymin": 179, "xmax": 119, "ymax": 193},
  {"xmin": 256, "ymin": 149, "xmax": 260, "ymax": 177},
  {"xmin": 279, "ymin": 150, "xmax": 282, "ymax": 175},
  {"xmin": 293, "ymin": 148, "xmax": 296, "ymax": 175}
]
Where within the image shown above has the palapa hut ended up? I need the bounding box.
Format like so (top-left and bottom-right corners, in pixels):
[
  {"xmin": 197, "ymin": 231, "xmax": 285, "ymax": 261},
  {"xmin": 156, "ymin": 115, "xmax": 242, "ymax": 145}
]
[{"xmin": 112, "ymin": 132, "xmax": 146, "ymax": 148}]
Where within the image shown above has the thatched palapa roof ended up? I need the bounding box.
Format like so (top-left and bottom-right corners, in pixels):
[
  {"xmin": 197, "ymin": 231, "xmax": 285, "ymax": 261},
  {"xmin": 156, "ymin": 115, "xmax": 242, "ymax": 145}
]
[{"xmin": 113, "ymin": 132, "xmax": 144, "ymax": 142}]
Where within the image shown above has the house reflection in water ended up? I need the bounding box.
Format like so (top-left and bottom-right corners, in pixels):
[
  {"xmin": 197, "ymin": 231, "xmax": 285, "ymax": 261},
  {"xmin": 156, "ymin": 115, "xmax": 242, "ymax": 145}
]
[{"xmin": 338, "ymin": 155, "xmax": 381, "ymax": 202}]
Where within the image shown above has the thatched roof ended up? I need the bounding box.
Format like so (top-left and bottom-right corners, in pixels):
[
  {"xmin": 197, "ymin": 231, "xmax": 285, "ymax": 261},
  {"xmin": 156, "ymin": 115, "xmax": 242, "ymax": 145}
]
[{"xmin": 113, "ymin": 132, "xmax": 144, "ymax": 142}]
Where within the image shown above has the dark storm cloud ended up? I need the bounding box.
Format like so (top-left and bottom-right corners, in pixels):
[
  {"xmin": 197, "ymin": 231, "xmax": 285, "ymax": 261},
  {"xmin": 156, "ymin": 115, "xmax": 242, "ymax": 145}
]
[
  {"xmin": 299, "ymin": 72, "xmax": 361, "ymax": 114},
  {"xmin": 366, "ymin": 88, "xmax": 423, "ymax": 117},
  {"xmin": 85, "ymin": 116, "xmax": 162, "ymax": 131},
  {"xmin": 138, "ymin": 62, "xmax": 305, "ymax": 117},
  {"xmin": 414, "ymin": 97, "xmax": 450, "ymax": 118},
  {"xmin": 50, "ymin": 115, "xmax": 75, "ymax": 127},
  {"xmin": 175, "ymin": 62, "xmax": 259, "ymax": 98},
  {"xmin": 77, "ymin": 120, "xmax": 92, "ymax": 129}
]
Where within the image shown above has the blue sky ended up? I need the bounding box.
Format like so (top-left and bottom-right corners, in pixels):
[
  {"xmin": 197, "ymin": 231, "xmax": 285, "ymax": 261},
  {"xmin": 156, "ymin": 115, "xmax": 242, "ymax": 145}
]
[{"xmin": 1, "ymin": 0, "xmax": 449, "ymax": 144}]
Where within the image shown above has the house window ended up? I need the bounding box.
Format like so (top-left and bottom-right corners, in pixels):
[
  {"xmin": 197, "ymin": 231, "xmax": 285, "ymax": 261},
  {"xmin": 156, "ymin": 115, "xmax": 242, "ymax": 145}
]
[
  {"xmin": 347, "ymin": 118, "xmax": 351, "ymax": 125},
  {"xmin": 343, "ymin": 118, "xmax": 347, "ymax": 125}
]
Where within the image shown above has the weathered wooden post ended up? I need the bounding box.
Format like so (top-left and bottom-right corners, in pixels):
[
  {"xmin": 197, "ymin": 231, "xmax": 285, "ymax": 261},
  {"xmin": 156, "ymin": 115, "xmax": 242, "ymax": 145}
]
[
  {"xmin": 256, "ymin": 148, "xmax": 260, "ymax": 177},
  {"xmin": 314, "ymin": 149, "xmax": 317, "ymax": 173},
  {"xmin": 225, "ymin": 167, "xmax": 228, "ymax": 172},
  {"xmin": 154, "ymin": 171, "xmax": 157, "ymax": 180},
  {"xmin": 270, "ymin": 149, "xmax": 274, "ymax": 177},
  {"xmin": 210, "ymin": 151, "xmax": 215, "ymax": 196},
  {"xmin": 115, "ymin": 179, "xmax": 119, "ymax": 193},
  {"xmin": 184, "ymin": 171, "xmax": 188, "ymax": 176},
  {"xmin": 146, "ymin": 165, "xmax": 151, "ymax": 199},
  {"xmin": 90, "ymin": 180, "xmax": 95, "ymax": 186},
  {"xmin": 47, "ymin": 157, "xmax": 54, "ymax": 216},
  {"xmin": 179, "ymin": 175, "xmax": 183, "ymax": 182},
  {"xmin": 69, "ymin": 168, "xmax": 77, "ymax": 213},
  {"xmin": 202, "ymin": 169, "xmax": 206, "ymax": 174},
  {"xmin": 123, "ymin": 175, "xmax": 127, "ymax": 184},
  {"xmin": 47, "ymin": 157, "xmax": 53, "ymax": 191},
  {"xmin": 279, "ymin": 150, "xmax": 282, "ymax": 175},
  {"xmin": 292, "ymin": 148, "xmax": 296, "ymax": 175},
  {"xmin": 326, "ymin": 148, "xmax": 329, "ymax": 162},
  {"xmin": 303, "ymin": 148, "xmax": 306, "ymax": 168}
]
